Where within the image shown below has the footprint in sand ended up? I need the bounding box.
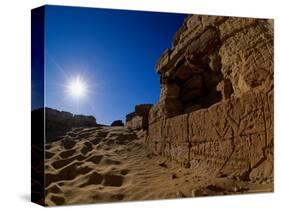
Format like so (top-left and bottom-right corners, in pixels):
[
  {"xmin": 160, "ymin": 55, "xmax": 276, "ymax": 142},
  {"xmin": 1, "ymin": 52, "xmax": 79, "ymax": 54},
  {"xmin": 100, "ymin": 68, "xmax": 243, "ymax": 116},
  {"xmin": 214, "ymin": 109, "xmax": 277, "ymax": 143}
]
[
  {"xmin": 86, "ymin": 155, "xmax": 104, "ymax": 164},
  {"xmin": 76, "ymin": 131, "xmax": 94, "ymax": 139},
  {"xmin": 103, "ymin": 174, "xmax": 124, "ymax": 187},
  {"xmin": 45, "ymin": 151, "xmax": 55, "ymax": 159},
  {"xmin": 81, "ymin": 141, "xmax": 93, "ymax": 155},
  {"xmin": 46, "ymin": 162, "xmax": 92, "ymax": 187},
  {"xmin": 59, "ymin": 149, "xmax": 76, "ymax": 159},
  {"xmin": 90, "ymin": 138, "xmax": 102, "ymax": 145},
  {"xmin": 48, "ymin": 184, "xmax": 63, "ymax": 194},
  {"xmin": 80, "ymin": 171, "xmax": 125, "ymax": 187},
  {"xmin": 102, "ymin": 158, "xmax": 122, "ymax": 165},
  {"xmin": 81, "ymin": 171, "xmax": 104, "ymax": 186},
  {"xmin": 51, "ymin": 155, "xmax": 85, "ymax": 169},
  {"xmin": 95, "ymin": 131, "xmax": 109, "ymax": 139},
  {"xmin": 61, "ymin": 136, "xmax": 76, "ymax": 149}
]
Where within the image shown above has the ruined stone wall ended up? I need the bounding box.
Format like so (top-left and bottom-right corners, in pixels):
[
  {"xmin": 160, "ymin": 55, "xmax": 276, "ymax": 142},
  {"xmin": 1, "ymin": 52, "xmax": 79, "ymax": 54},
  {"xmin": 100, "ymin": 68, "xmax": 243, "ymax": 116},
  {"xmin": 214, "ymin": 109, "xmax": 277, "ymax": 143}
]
[
  {"xmin": 126, "ymin": 104, "xmax": 153, "ymax": 130},
  {"xmin": 126, "ymin": 115, "xmax": 145, "ymax": 130},
  {"xmin": 145, "ymin": 15, "xmax": 274, "ymax": 180}
]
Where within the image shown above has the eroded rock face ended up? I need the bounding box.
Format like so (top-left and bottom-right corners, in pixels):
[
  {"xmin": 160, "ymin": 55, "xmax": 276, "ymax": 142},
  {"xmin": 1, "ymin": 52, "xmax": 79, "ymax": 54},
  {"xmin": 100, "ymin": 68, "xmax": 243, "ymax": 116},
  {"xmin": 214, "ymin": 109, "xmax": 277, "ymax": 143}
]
[
  {"xmin": 126, "ymin": 104, "xmax": 153, "ymax": 130},
  {"xmin": 145, "ymin": 15, "xmax": 274, "ymax": 181},
  {"xmin": 45, "ymin": 107, "xmax": 97, "ymax": 142},
  {"xmin": 111, "ymin": 120, "xmax": 124, "ymax": 126}
]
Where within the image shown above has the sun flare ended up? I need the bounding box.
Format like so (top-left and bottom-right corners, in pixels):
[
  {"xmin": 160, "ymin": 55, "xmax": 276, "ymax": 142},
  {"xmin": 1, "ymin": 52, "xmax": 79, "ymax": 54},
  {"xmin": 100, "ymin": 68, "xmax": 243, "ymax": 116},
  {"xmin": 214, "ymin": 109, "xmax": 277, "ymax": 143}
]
[{"xmin": 67, "ymin": 76, "xmax": 88, "ymax": 99}]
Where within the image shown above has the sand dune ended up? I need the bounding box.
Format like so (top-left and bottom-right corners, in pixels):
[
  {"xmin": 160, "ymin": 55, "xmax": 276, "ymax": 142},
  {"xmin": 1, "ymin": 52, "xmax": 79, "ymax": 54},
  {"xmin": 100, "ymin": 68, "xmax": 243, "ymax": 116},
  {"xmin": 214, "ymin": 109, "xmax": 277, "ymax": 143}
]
[{"xmin": 45, "ymin": 126, "xmax": 273, "ymax": 206}]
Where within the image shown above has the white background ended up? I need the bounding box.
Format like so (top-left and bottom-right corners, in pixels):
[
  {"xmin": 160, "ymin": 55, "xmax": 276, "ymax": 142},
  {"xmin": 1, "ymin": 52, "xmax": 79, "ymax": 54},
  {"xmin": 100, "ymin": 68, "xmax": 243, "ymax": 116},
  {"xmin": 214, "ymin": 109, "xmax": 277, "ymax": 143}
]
[{"xmin": 0, "ymin": 0, "xmax": 280, "ymax": 211}]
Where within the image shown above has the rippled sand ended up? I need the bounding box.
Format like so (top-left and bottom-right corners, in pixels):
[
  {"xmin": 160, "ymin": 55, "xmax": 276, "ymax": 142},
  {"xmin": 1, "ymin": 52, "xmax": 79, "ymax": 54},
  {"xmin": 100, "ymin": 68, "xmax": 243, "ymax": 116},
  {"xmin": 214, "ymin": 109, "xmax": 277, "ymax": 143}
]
[{"xmin": 45, "ymin": 126, "xmax": 273, "ymax": 206}]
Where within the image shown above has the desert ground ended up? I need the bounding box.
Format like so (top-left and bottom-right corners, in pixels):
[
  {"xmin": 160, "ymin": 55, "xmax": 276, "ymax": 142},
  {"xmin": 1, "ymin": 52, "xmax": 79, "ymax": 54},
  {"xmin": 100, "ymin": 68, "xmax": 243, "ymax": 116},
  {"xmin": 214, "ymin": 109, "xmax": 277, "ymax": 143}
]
[{"xmin": 45, "ymin": 126, "xmax": 273, "ymax": 206}]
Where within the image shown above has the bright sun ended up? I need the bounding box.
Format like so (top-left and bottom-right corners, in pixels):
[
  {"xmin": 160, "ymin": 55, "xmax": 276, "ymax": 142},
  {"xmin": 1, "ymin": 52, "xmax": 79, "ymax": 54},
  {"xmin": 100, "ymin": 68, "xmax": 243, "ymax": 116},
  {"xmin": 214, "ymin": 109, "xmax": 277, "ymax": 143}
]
[{"xmin": 67, "ymin": 76, "xmax": 88, "ymax": 98}]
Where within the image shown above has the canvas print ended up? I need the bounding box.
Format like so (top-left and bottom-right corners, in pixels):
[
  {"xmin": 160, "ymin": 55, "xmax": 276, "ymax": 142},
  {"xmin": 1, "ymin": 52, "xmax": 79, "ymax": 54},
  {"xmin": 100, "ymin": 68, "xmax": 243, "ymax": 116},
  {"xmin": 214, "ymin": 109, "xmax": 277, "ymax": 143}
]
[{"xmin": 31, "ymin": 5, "xmax": 274, "ymax": 206}]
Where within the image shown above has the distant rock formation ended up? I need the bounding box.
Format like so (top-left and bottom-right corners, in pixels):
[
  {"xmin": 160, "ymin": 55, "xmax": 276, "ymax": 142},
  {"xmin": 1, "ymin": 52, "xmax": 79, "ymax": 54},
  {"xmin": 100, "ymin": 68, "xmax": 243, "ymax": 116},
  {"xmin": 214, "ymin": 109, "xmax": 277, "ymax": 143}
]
[
  {"xmin": 143, "ymin": 15, "xmax": 273, "ymax": 181},
  {"xmin": 44, "ymin": 107, "xmax": 97, "ymax": 142},
  {"xmin": 111, "ymin": 120, "xmax": 124, "ymax": 126},
  {"xmin": 126, "ymin": 104, "xmax": 153, "ymax": 130}
]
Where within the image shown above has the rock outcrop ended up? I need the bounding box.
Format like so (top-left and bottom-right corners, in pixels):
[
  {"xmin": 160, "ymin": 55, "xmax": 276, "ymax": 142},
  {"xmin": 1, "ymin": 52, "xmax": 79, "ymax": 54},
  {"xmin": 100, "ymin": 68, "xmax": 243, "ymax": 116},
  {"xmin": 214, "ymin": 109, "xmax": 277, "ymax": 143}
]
[
  {"xmin": 144, "ymin": 15, "xmax": 274, "ymax": 181},
  {"xmin": 126, "ymin": 104, "xmax": 153, "ymax": 130},
  {"xmin": 111, "ymin": 120, "xmax": 124, "ymax": 126},
  {"xmin": 45, "ymin": 107, "xmax": 97, "ymax": 142}
]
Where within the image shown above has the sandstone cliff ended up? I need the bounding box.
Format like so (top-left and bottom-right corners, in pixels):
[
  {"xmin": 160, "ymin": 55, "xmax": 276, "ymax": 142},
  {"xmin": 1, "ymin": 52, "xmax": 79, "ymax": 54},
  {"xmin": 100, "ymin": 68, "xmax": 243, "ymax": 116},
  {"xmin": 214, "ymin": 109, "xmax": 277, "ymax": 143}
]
[
  {"xmin": 44, "ymin": 107, "xmax": 98, "ymax": 142},
  {"xmin": 145, "ymin": 15, "xmax": 273, "ymax": 181}
]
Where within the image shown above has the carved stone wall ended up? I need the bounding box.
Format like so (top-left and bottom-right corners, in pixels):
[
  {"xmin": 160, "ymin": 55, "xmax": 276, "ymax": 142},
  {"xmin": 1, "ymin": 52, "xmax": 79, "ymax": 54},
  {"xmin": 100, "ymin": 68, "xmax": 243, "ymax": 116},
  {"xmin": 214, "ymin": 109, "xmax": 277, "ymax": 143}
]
[{"xmin": 145, "ymin": 15, "xmax": 273, "ymax": 180}]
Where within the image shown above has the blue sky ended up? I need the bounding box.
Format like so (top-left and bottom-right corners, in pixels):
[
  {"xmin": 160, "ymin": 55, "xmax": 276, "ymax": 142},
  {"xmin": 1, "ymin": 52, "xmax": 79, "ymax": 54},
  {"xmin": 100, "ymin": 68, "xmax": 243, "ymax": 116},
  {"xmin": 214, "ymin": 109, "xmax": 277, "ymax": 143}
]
[{"xmin": 44, "ymin": 5, "xmax": 186, "ymax": 125}]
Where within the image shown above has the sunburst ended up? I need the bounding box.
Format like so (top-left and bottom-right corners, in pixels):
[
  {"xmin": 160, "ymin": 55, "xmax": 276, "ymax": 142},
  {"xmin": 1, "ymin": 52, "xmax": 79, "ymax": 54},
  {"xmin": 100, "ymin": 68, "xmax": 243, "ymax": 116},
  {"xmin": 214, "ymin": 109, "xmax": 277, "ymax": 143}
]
[{"xmin": 66, "ymin": 75, "xmax": 88, "ymax": 99}]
